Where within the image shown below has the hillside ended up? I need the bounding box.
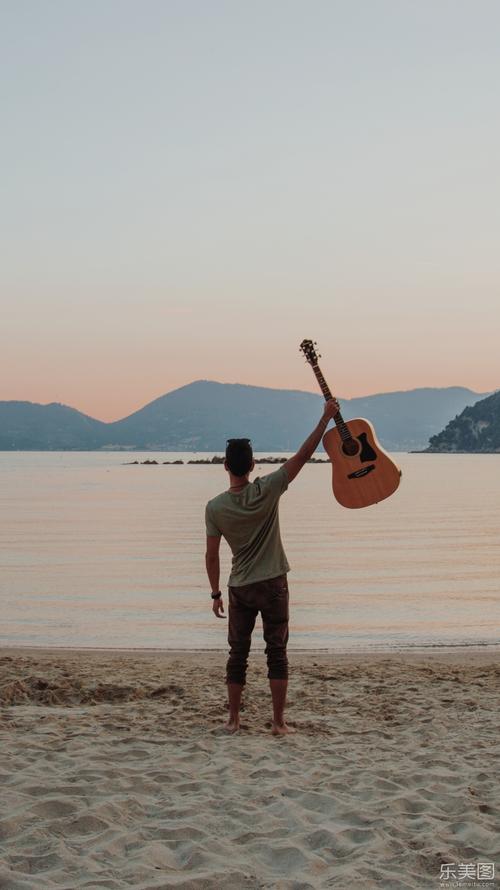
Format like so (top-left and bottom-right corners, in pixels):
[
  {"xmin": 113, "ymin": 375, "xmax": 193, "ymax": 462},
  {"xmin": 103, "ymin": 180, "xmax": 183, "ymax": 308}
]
[
  {"xmin": 0, "ymin": 401, "xmax": 107, "ymax": 450},
  {"xmin": 0, "ymin": 382, "xmax": 490, "ymax": 451},
  {"xmin": 425, "ymin": 390, "xmax": 500, "ymax": 452}
]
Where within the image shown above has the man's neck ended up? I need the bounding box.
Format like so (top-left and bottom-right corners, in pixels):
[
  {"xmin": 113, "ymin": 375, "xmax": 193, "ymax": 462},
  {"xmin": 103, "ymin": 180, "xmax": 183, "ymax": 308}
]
[{"xmin": 228, "ymin": 474, "xmax": 251, "ymax": 491}]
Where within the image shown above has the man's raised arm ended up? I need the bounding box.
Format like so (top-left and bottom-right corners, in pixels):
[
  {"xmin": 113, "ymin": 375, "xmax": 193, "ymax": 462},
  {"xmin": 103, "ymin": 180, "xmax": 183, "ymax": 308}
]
[{"xmin": 283, "ymin": 399, "xmax": 339, "ymax": 483}]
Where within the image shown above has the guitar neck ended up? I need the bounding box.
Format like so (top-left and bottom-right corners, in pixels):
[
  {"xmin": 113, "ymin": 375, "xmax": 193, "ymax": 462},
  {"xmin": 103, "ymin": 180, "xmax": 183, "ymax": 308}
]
[
  {"xmin": 312, "ymin": 362, "xmax": 342, "ymax": 410},
  {"xmin": 312, "ymin": 363, "xmax": 334, "ymax": 402},
  {"xmin": 311, "ymin": 362, "xmax": 351, "ymax": 440}
]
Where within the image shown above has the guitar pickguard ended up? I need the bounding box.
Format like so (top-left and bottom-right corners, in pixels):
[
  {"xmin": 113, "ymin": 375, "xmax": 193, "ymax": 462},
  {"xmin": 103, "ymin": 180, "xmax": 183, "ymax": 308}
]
[{"xmin": 358, "ymin": 432, "xmax": 377, "ymax": 462}]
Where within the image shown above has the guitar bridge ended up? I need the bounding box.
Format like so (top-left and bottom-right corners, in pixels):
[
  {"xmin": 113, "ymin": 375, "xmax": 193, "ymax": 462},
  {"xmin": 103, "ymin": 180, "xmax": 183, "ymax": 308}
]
[{"xmin": 348, "ymin": 464, "xmax": 375, "ymax": 479}]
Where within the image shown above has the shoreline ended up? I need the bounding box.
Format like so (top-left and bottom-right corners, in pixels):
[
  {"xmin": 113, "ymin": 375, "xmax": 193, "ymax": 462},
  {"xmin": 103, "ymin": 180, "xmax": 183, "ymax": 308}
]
[{"xmin": 2, "ymin": 640, "xmax": 500, "ymax": 655}]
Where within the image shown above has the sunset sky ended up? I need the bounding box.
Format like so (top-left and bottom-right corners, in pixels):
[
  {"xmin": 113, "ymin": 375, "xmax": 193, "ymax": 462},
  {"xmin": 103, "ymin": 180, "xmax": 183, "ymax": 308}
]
[{"xmin": 2, "ymin": 1, "xmax": 499, "ymax": 421}]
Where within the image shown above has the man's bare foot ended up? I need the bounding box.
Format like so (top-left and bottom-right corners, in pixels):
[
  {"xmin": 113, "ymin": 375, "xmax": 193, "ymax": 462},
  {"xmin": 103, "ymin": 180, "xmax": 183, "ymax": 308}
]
[
  {"xmin": 271, "ymin": 720, "xmax": 296, "ymax": 736},
  {"xmin": 225, "ymin": 718, "xmax": 240, "ymax": 733}
]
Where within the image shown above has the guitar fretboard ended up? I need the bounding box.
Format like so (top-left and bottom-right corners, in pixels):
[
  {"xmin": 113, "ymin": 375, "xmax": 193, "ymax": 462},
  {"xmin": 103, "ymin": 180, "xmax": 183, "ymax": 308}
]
[{"xmin": 312, "ymin": 363, "xmax": 351, "ymax": 442}]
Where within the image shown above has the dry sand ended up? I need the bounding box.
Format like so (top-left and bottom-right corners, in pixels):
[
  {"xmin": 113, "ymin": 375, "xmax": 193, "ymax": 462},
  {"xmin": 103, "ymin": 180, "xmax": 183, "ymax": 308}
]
[{"xmin": 0, "ymin": 647, "xmax": 499, "ymax": 890}]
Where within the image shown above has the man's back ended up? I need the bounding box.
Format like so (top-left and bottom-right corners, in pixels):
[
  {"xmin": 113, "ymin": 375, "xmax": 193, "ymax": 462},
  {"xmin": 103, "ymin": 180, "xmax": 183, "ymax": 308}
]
[{"xmin": 205, "ymin": 466, "xmax": 289, "ymax": 586}]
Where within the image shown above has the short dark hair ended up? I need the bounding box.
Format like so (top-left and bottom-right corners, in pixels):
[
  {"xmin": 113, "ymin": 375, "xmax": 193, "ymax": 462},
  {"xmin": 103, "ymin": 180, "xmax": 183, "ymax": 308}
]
[{"xmin": 225, "ymin": 438, "xmax": 253, "ymax": 476}]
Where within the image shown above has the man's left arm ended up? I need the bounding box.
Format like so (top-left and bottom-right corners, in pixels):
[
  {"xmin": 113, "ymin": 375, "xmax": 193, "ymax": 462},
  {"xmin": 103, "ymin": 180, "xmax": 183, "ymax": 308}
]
[{"xmin": 205, "ymin": 534, "xmax": 225, "ymax": 619}]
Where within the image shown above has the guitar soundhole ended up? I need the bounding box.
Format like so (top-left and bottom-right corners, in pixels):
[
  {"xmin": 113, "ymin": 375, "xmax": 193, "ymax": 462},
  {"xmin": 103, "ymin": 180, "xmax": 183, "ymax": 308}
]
[{"xmin": 342, "ymin": 438, "xmax": 360, "ymax": 457}]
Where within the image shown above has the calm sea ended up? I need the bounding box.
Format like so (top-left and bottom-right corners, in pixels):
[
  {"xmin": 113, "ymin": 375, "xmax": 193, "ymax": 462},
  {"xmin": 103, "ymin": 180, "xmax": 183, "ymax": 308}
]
[{"xmin": 1, "ymin": 452, "xmax": 499, "ymax": 652}]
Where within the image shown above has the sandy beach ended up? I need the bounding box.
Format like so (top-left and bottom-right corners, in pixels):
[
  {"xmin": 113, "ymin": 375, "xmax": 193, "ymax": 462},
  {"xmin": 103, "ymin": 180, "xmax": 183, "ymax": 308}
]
[{"xmin": 0, "ymin": 647, "xmax": 499, "ymax": 890}]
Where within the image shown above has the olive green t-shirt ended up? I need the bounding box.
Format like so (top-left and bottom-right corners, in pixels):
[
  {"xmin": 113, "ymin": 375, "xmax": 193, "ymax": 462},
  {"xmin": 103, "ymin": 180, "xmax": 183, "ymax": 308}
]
[{"xmin": 205, "ymin": 466, "xmax": 290, "ymax": 586}]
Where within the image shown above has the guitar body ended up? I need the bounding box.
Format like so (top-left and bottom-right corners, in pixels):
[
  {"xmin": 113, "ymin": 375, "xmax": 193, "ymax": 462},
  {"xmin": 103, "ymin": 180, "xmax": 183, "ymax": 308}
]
[{"xmin": 322, "ymin": 418, "xmax": 401, "ymax": 509}]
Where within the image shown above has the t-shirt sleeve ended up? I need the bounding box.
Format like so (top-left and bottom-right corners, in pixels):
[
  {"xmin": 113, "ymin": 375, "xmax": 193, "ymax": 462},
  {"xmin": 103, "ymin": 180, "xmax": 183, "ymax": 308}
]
[
  {"xmin": 205, "ymin": 502, "xmax": 222, "ymax": 537},
  {"xmin": 260, "ymin": 466, "xmax": 289, "ymax": 498}
]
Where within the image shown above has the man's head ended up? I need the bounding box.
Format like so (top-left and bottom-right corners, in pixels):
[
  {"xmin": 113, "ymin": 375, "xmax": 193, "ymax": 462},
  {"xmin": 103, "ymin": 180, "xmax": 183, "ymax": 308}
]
[{"xmin": 225, "ymin": 438, "xmax": 254, "ymax": 477}]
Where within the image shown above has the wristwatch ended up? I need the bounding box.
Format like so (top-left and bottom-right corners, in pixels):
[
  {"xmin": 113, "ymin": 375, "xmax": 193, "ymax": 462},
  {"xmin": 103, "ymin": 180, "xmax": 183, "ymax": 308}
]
[{"xmin": 211, "ymin": 591, "xmax": 222, "ymax": 599}]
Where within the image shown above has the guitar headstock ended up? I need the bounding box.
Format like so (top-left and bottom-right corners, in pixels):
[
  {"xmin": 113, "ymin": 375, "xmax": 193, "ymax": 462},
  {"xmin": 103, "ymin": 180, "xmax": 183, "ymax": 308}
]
[{"xmin": 299, "ymin": 339, "xmax": 320, "ymax": 366}]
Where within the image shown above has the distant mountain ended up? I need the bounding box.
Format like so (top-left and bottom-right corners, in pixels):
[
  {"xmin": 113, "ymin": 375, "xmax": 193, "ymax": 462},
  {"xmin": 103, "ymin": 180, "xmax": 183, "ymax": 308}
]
[
  {"xmin": 0, "ymin": 401, "xmax": 107, "ymax": 450},
  {"xmin": 0, "ymin": 381, "xmax": 491, "ymax": 451},
  {"xmin": 425, "ymin": 390, "xmax": 500, "ymax": 452},
  {"xmin": 339, "ymin": 386, "xmax": 490, "ymax": 452},
  {"xmin": 106, "ymin": 381, "xmax": 320, "ymax": 451}
]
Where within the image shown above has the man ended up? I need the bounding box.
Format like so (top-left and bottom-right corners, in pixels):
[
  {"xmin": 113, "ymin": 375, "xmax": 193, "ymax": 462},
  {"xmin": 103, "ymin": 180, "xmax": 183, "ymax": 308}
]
[{"xmin": 205, "ymin": 398, "xmax": 339, "ymax": 734}]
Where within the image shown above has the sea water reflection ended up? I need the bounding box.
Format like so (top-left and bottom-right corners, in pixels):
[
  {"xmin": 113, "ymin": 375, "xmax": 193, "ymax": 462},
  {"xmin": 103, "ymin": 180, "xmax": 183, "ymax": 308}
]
[{"xmin": 1, "ymin": 451, "xmax": 499, "ymax": 651}]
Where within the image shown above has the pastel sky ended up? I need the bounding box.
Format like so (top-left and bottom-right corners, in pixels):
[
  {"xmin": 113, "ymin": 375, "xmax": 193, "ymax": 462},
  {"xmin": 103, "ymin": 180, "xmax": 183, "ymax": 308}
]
[{"xmin": 2, "ymin": 1, "xmax": 499, "ymax": 421}]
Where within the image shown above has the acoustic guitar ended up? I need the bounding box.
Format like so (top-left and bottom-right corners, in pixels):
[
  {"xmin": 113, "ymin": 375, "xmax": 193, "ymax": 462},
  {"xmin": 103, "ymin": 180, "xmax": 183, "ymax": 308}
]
[{"xmin": 300, "ymin": 339, "xmax": 402, "ymax": 508}]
